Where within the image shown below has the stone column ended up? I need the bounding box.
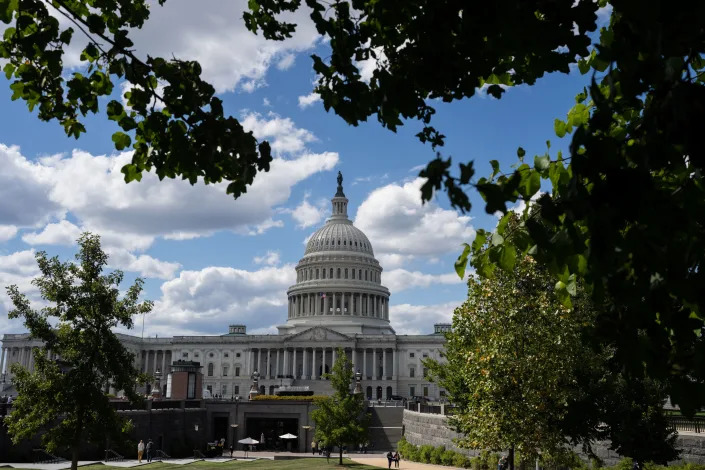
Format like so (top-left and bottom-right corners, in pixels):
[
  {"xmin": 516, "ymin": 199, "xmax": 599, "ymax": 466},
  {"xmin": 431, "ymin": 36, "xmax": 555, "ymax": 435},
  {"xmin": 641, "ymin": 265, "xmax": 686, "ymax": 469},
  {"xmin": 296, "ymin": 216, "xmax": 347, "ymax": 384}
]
[
  {"xmin": 392, "ymin": 349, "xmax": 398, "ymax": 379},
  {"xmin": 372, "ymin": 349, "xmax": 377, "ymax": 380},
  {"xmin": 383, "ymin": 349, "xmax": 388, "ymax": 379},
  {"xmin": 332, "ymin": 293, "xmax": 337, "ymax": 314},
  {"xmin": 161, "ymin": 351, "xmax": 166, "ymax": 375},
  {"xmin": 293, "ymin": 348, "xmax": 298, "ymax": 377},
  {"xmin": 332, "ymin": 348, "xmax": 337, "ymax": 368},
  {"xmin": 276, "ymin": 349, "xmax": 281, "ymax": 377},
  {"xmin": 367, "ymin": 295, "xmax": 371, "ymax": 317},
  {"xmin": 0, "ymin": 347, "xmax": 5, "ymax": 374},
  {"xmin": 322, "ymin": 348, "xmax": 327, "ymax": 377},
  {"xmin": 324, "ymin": 294, "xmax": 329, "ymax": 315},
  {"xmin": 303, "ymin": 348, "xmax": 309, "ymax": 378},
  {"xmin": 312, "ymin": 348, "xmax": 318, "ymax": 379},
  {"xmin": 351, "ymin": 348, "xmax": 356, "ymax": 371}
]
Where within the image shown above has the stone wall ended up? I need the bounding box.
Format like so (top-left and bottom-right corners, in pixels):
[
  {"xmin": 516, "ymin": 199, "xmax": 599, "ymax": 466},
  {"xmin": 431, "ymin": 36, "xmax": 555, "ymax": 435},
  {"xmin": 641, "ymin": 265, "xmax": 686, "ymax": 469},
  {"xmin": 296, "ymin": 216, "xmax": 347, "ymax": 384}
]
[{"xmin": 402, "ymin": 410, "xmax": 705, "ymax": 466}]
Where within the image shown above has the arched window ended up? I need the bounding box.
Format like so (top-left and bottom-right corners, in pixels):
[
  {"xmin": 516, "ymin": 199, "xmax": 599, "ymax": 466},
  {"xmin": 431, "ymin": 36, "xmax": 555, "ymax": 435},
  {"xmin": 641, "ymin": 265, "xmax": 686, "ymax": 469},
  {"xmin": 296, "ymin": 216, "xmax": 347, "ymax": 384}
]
[
  {"xmin": 358, "ymin": 269, "xmax": 362, "ymax": 279},
  {"xmin": 316, "ymin": 268, "xmax": 319, "ymax": 279},
  {"xmin": 207, "ymin": 363, "xmax": 214, "ymax": 377},
  {"xmin": 322, "ymin": 269, "xmax": 326, "ymax": 279},
  {"xmin": 366, "ymin": 386, "xmax": 373, "ymax": 400},
  {"xmin": 309, "ymin": 268, "xmax": 313, "ymax": 279},
  {"xmin": 330, "ymin": 268, "xmax": 333, "ymax": 278},
  {"xmin": 344, "ymin": 239, "xmax": 346, "ymax": 245},
  {"xmin": 365, "ymin": 271, "xmax": 368, "ymax": 281},
  {"xmin": 337, "ymin": 268, "xmax": 341, "ymax": 278},
  {"xmin": 344, "ymin": 268, "xmax": 348, "ymax": 279}
]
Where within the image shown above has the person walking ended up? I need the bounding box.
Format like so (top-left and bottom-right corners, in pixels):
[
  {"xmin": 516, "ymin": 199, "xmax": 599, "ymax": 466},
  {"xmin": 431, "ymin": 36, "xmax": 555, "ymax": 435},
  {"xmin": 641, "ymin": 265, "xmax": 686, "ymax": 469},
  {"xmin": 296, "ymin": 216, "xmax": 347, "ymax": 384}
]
[
  {"xmin": 137, "ymin": 440, "xmax": 144, "ymax": 463},
  {"xmin": 145, "ymin": 439, "xmax": 153, "ymax": 462},
  {"xmin": 387, "ymin": 450, "xmax": 393, "ymax": 469},
  {"xmin": 393, "ymin": 450, "xmax": 400, "ymax": 468},
  {"xmin": 311, "ymin": 440, "xmax": 316, "ymax": 455}
]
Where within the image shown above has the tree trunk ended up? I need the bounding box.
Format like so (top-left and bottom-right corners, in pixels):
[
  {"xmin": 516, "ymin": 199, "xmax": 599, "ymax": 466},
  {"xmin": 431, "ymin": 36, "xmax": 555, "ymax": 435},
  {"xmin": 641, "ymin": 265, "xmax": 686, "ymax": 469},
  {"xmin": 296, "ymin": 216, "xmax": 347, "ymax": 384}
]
[
  {"xmin": 339, "ymin": 445, "xmax": 343, "ymax": 465},
  {"xmin": 509, "ymin": 445, "xmax": 515, "ymax": 470},
  {"xmin": 71, "ymin": 446, "xmax": 80, "ymax": 470}
]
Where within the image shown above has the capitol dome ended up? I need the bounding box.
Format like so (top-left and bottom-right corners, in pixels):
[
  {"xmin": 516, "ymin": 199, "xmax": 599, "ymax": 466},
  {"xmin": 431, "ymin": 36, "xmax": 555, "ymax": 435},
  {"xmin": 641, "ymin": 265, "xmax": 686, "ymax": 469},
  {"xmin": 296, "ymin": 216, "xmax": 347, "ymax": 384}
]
[{"xmin": 279, "ymin": 172, "xmax": 393, "ymax": 335}]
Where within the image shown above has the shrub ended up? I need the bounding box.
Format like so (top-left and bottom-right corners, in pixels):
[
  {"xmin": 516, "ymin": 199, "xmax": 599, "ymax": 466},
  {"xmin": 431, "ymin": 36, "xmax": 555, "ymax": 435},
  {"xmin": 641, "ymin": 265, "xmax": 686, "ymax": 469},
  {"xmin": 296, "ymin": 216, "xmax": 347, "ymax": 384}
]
[
  {"xmin": 407, "ymin": 447, "xmax": 419, "ymax": 462},
  {"xmin": 431, "ymin": 446, "xmax": 446, "ymax": 464},
  {"xmin": 453, "ymin": 452, "xmax": 470, "ymax": 468},
  {"xmin": 442, "ymin": 449, "xmax": 456, "ymax": 466},
  {"xmin": 419, "ymin": 445, "xmax": 434, "ymax": 463}
]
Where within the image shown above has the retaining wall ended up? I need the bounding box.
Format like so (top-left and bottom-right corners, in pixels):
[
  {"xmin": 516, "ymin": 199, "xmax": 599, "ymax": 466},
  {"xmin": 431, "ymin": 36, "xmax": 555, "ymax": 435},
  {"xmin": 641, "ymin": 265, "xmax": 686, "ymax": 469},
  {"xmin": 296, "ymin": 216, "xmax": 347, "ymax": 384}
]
[{"xmin": 402, "ymin": 410, "xmax": 705, "ymax": 466}]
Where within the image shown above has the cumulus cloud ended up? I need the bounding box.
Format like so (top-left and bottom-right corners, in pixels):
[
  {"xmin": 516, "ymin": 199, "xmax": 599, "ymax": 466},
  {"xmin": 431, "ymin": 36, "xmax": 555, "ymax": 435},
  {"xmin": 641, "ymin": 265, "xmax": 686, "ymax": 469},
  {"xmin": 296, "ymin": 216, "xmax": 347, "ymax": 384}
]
[
  {"xmin": 290, "ymin": 195, "xmax": 327, "ymax": 228},
  {"xmin": 384, "ymin": 269, "xmax": 463, "ymax": 293},
  {"xmin": 254, "ymin": 250, "xmax": 281, "ymax": 266},
  {"xmin": 390, "ymin": 301, "xmax": 460, "ymax": 335},
  {"xmin": 355, "ymin": 178, "xmax": 475, "ymax": 263},
  {"xmin": 144, "ymin": 264, "xmax": 296, "ymax": 336},
  {"xmin": 125, "ymin": 2, "xmax": 320, "ymax": 94},
  {"xmin": 0, "ymin": 225, "xmax": 18, "ymax": 242},
  {"xmin": 0, "ymin": 249, "xmax": 43, "ymax": 335},
  {"xmin": 242, "ymin": 111, "xmax": 317, "ymax": 155},
  {"xmin": 298, "ymin": 92, "xmax": 321, "ymax": 109}
]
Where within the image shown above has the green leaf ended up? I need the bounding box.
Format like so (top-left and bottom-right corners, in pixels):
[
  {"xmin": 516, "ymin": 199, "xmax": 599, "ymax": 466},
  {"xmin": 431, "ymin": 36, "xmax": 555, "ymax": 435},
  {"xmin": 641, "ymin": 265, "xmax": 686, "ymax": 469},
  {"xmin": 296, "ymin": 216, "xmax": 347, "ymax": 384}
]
[
  {"xmin": 534, "ymin": 155, "xmax": 550, "ymax": 172},
  {"xmin": 491, "ymin": 232, "xmax": 504, "ymax": 246},
  {"xmin": 112, "ymin": 131, "xmax": 131, "ymax": 151},
  {"xmin": 554, "ymin": 119, "xmax": 567, "ymax": 138},
  {"xmin": 498, "ymin": 244, "xmax": 516, "ymax": 271},
  {"xmin": 455, "ymin": 243, "xmax": 471, "ymax": 278}
]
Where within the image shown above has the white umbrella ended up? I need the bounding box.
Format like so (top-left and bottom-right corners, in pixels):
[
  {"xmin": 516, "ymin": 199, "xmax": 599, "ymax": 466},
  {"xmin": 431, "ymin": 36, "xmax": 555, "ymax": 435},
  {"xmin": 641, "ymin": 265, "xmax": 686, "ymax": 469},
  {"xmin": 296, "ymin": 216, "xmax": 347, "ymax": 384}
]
[
  {"xmin": 279, "ymin": 433, "xmax": 297, "ymax": 439},
  {"xmin": 238, "ymin": 437, "xmax": 259, "ymax": 459}
]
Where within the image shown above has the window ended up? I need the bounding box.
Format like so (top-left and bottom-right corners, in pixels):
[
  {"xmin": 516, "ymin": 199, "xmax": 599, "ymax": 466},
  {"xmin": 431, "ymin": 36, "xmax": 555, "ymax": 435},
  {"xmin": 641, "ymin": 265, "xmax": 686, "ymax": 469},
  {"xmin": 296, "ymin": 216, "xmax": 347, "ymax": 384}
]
[
  {"xmin": 423, "ymin": 368, "xmax": 428, "ymax": 378},
  {"xmin": 337, "ymin": 268, "xmax": 341, "ymax": 278},
  {"xmin": 207, "ymin": 385, "xmax": 213, "ymax": 394},
  {"xmin": 410, "ymin": 368, "xmax": 415, "ymax": 378},
  {"xmin": 322, "ymin": 269, "xmax": 326, "ymax": 279},
  {"xmin": 422, "ymin": 353, "xmax": 428, "ymax": 358},
  {"xmin": 224, "ymin": 353, "xmax": 229, "ymax": 358},
  {"xmin": 330, "ymin": 268, "xmax": 333, "ymax": 278},
  {"xmin": 182, "ymin": 352, "xmax": 188, "ymax": 358},
  {"xmin": 365, "ymin": 271, "xmax": 368, "ymax": 281},
  {"xmin": 359, "ymin": 269, "xmax": 362, "ymax": 279},
  {"xmin": 187, "ymin": 373, "xmax": 196, "ymax": 399},
  {"xmin": 223, "ymin": 366, "xmax": 229, "ymax": 377},
  {"xmin": 440, "ymin": 390, "xmax": 446, "ymax": 397},
  {"xmin": 234, "ymin": 385, "xmax": 240, "ymax": 395},
  {"xmin": 194, "ymin": 352, "xmax": 200, "ymax": 358},
  {"xmin": 409, "ymin": 386, "xmax": 415, "ymax": 397},
  {"xmin": 409, "ymin": 352, "xmax": 415, "ymax": 358},
  {"xmin": 222, "ymin": 385, "xmax": 228, "ymax": 396},
  {"xmin": 316, "ymin": 268, "xmax": 319, "ymax": 279},
  {"xmin": 235, "ymin": 367, "xmax": 241, "ymax": 377},
  {"xmin": 209, "ymin": 352, "xmax": 214, "ymax": 358},
  {"xmin": 344, "ymin": 268, "xmax": 348, "ymax": 279},
  {"xmin": 208, "ymin": 363, "xmax": 214, "ymax": 376},
  {"xmin": 423, "ymin": 386, "xmax": 429, "ymax": 397},
  {"xmin": 236, "ymin": 353, "xmax": 241, "ymax": 358}
]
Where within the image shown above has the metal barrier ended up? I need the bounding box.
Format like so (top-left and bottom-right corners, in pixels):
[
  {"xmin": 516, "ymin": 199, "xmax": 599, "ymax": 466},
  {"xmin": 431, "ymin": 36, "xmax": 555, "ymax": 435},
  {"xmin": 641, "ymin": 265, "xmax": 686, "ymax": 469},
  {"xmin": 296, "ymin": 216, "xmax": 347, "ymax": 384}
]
[
  {"xmin": 104, "ymin": 449, "xmax": 125, "ymax": 461},
  {"xmin": 668, "ymin": 416, "xmax": 705, "ymax": 433},
  {"xmin": 32, "ymin": 449, "xmax": 67, "ymax": 464}
]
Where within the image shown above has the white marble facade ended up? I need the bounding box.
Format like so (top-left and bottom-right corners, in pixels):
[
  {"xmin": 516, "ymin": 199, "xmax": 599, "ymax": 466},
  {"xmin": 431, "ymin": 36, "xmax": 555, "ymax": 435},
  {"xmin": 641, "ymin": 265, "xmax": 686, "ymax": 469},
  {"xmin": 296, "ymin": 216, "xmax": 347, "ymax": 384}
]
[{"xmin": 0, "ymin": 175, "xmax": 448, "ymax": 400}]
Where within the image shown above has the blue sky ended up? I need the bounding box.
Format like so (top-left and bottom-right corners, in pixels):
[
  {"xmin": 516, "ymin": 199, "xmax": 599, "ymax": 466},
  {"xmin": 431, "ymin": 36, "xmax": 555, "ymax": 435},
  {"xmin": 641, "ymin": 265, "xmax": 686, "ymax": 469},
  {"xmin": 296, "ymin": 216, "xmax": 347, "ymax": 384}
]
[{"xmin": 0, "ymin": 1, "xmax": 601, "ymax": 338}]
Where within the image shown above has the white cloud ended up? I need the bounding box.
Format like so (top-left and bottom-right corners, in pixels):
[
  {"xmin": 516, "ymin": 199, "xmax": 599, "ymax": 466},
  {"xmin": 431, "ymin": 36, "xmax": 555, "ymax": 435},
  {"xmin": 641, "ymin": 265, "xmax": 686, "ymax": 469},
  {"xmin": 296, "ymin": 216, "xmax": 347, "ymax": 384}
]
[
  {"xmin": 383, "ymin": 269, "xmax": 463, "ymax": 293},
  {"xmin": 298, "ymin": 92, "xmax": 321, "ymax": 109},
  {"xmin": 254, "ymin": 250, "xmax": 281, "ymax": 266},
  {"xmin": 241, "ymin": 111, "xmax": 317, "ymax": 155},
  {"xmin": 377, "ymin": 254, "xmax": 415, "ymax": 270},
  {"xmin": 290, "ymin": 195, "xmax": 327, "ymax": 228},
  {"xmin": 277, "ymin": 53, "xmax": 296, "ymax": 70},
  {"xmin": 355, "ymin": 178, "xmax": 475, "ymax": 263},
  {"xmin": 0, "ymin": 250, "xmax": 43, "ymax": 335},
  {"xmin": 0, "ymin": 225, "xmax": 18, "ymax": 242},
  {"xmin": 390, "ymin": 301, "xmax": 460, "ymax": 335},
  {"xmin": 22, "ymin": 220, "xmax": 82, "ymax": 246},
  {"xmin": 263, "ymin": 97, "xmax": 272, "ymax": 107},
  {"xmin": 125, "ymin": 1, "xmax": 321, "ymax": 94},
  {"xmin": 145, "ymin": 264, "xmax": 296, "ymax": 336},
  {"xmin": 106, "ymin": 249, "xmax": 180, "ymax": 280}
]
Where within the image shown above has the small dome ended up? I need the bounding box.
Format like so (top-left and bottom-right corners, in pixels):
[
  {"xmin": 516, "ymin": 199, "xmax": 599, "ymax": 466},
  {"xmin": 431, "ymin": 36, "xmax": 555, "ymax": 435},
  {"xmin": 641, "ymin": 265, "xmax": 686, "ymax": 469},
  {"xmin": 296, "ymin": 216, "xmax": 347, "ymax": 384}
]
[{"xmin": 305, "ymin": 221, "xmax": 374, "ymax": 256}]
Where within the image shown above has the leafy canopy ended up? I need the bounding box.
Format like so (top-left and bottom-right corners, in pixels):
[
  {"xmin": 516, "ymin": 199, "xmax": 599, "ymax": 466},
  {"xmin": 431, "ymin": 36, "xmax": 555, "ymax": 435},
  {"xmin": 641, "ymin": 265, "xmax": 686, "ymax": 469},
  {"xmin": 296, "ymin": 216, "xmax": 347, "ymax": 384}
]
[
  {"xmin": 245, "ymin": 0, "xmax": 705, "ymax": 412},
  {"xmin": 4, "ymin": 233, "xmax": 152, "ymax": 470},
  {"xmin": 429, "ymin": 248, "xmax": 678, "ymax": 464},
  {"xmin": 0, "ymin": 0, "xmax": 271, "ymax": 197},
  {"xmin": 311, "ymin": 347, "xmax": 369, "ymax": 465}
]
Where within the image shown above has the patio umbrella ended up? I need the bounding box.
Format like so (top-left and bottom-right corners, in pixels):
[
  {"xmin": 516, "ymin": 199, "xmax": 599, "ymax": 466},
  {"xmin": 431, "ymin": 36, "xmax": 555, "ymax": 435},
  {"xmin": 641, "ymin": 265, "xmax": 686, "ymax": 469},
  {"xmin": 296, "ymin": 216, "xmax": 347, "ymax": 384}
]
[
  {"xmin": 238, "ymin": 437, "xmax": 259, "ymax": 458},
  {"xmin": 279, "ymin": 433, "xmax": 297, "ymax": 439}
]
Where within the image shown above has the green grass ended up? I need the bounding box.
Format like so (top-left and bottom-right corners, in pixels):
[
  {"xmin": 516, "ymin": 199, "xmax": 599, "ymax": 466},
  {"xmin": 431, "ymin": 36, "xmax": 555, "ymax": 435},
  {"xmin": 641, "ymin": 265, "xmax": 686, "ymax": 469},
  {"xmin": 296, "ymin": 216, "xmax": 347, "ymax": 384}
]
[{"xmin": 78, "ymin": 458, "xmax": 383, "ymax": 470}]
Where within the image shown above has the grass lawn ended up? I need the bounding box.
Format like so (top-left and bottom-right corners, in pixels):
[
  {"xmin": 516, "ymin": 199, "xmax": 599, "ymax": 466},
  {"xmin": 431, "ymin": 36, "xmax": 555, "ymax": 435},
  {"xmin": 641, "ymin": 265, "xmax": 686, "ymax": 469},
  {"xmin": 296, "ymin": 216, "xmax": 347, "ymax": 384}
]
[{"xmin": 79, "ymin": 459, "xmax": 383, "ymax": 470}]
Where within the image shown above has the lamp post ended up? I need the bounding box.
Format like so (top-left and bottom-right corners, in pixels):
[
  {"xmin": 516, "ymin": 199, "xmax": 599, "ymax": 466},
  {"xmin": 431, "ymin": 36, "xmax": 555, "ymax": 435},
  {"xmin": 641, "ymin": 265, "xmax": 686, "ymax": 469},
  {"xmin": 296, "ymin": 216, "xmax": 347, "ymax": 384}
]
[
  {"xmin": 151, "ymin": 368, "xmax": 162, "ymax": 398},
  {"xmin": 230, "ymin": 424, "xmax": 239, "ymax": 457},
  {"xmin": 302, "ymin": 425, "xmax": 311, "ymax": 453},
  {"xmin": 353, "ymin": 369, "xmax": 362, "ymax": 395}
]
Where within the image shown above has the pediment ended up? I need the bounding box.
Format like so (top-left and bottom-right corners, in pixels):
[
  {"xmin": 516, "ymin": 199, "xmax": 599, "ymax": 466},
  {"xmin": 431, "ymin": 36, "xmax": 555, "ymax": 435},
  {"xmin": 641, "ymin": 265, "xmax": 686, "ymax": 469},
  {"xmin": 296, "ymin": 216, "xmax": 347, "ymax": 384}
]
[{"xmin": 285, "ymin": 326, "xmax": 353, "ymax": 343}]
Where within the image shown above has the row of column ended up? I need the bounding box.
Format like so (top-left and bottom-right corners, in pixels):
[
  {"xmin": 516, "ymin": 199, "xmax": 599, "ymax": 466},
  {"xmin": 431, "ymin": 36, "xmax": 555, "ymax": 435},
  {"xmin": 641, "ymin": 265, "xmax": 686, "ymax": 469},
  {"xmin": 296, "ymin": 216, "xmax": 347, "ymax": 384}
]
[
  {"xmin": 287, "ymin": 293, "xmax": 389, "ymax": 319},
  {"xmin": 249, "ymin": 347, "xmax": 398, "ymax": 380},
  {"xmin": 1, "ymin": 346, "xmax": 59, "ymax": 376},
  {"xmin": 136, "ymin": 349, "xmax": 173, "ymax": 376}
]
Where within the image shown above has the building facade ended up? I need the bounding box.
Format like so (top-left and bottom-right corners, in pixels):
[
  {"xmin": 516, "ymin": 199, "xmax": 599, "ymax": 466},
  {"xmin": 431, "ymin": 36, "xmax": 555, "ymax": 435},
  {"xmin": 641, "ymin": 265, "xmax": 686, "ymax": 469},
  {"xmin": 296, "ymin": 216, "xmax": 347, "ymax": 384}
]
[{"xmin": 1, "ymin": 174, "xmax": 448, "ymax": 401}]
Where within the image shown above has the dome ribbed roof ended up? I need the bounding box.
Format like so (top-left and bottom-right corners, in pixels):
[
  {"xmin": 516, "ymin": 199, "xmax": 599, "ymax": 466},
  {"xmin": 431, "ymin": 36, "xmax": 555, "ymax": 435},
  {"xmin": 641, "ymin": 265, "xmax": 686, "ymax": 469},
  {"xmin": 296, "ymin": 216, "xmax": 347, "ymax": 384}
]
[{"xmin": 305, "ymin": 221, "xmax": 374, "ymax": 256}]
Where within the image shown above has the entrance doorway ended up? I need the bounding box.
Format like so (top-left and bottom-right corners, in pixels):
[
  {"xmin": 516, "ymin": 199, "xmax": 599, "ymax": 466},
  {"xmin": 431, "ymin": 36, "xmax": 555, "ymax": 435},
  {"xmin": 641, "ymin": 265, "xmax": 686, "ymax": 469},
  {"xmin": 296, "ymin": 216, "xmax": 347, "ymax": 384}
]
[
  {"xmin": 212, "ymin": 416, "xmax": 229, "ymax": 442},
  {"xmin": 376, "ymin": 386, "xmax": 382, "ymax": 400},
  {"xmin": 245, "ymin": 417, "xmax": 299, "ymax": 451}
]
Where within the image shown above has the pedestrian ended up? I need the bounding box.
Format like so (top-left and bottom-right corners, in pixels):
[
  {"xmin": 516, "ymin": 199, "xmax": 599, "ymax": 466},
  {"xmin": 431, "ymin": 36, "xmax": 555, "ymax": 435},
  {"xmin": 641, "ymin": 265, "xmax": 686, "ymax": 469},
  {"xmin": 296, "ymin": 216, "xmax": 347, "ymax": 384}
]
[
  {"xmin": 311, "ymin": 440, "xmax": 316, "ymax": 455},
  {"xmin": 326, "ymin": 447, "xmax": 331, "ymax": 463},
  {"xmin": 137, "ymin": 440, "xmax": 144, "ymax": 463},
  {"xmin": 229, "ymin": 445, "xmax": 233, "ymax": 457},
  {"xmin": 387, "ymin": 450, "xmax": 393, "ymax": 469},
  {"xmin": 393, "ymin": 450, "xmax": 400, "ymax": 468},
  {"xmin": 146, "ymin": 439, "xmax": 153, "ymax": 462}
]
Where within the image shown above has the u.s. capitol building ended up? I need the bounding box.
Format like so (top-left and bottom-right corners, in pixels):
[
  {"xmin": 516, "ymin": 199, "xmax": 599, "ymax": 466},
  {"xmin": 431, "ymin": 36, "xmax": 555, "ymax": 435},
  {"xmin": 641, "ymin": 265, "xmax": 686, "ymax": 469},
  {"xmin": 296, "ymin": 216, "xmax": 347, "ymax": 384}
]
[{"xmin": 1, "ymin": 174, "xmax": 450, "ymax": 400}]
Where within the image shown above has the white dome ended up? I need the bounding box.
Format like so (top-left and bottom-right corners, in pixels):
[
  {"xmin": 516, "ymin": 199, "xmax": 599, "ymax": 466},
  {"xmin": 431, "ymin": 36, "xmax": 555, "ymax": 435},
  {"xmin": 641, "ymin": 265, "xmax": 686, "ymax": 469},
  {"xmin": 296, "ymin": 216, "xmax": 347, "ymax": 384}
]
[{"xmin": 305, "ymin": 220, "xmax": 374, "ymax": 256}]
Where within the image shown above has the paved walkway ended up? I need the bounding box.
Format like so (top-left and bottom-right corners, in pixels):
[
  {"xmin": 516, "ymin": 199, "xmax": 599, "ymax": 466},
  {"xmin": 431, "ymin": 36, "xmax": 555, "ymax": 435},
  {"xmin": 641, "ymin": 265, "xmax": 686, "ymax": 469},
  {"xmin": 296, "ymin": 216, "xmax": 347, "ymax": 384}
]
[{"xmin": 350, "ymin": 454, "xmax": 461, "ymax": 469}]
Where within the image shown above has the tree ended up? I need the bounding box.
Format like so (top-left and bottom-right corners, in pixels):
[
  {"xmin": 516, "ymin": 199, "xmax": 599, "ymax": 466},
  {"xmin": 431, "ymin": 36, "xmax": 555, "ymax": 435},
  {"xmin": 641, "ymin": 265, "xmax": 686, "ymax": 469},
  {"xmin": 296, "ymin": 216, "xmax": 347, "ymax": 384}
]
[
  {"xmin": 311, "ymin": 347, "xmax": 369, "ymax": 465},
  {"xmin": 4, "ymin": 233, "xmax": 153, "ymax": 470},
  {"xmin": 245, "ymin": 0, "xmax": 705, "ymax": 413},
  {"xmin": 428, "ymin": 246, "xmax": 678, "ymax": 466}
]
